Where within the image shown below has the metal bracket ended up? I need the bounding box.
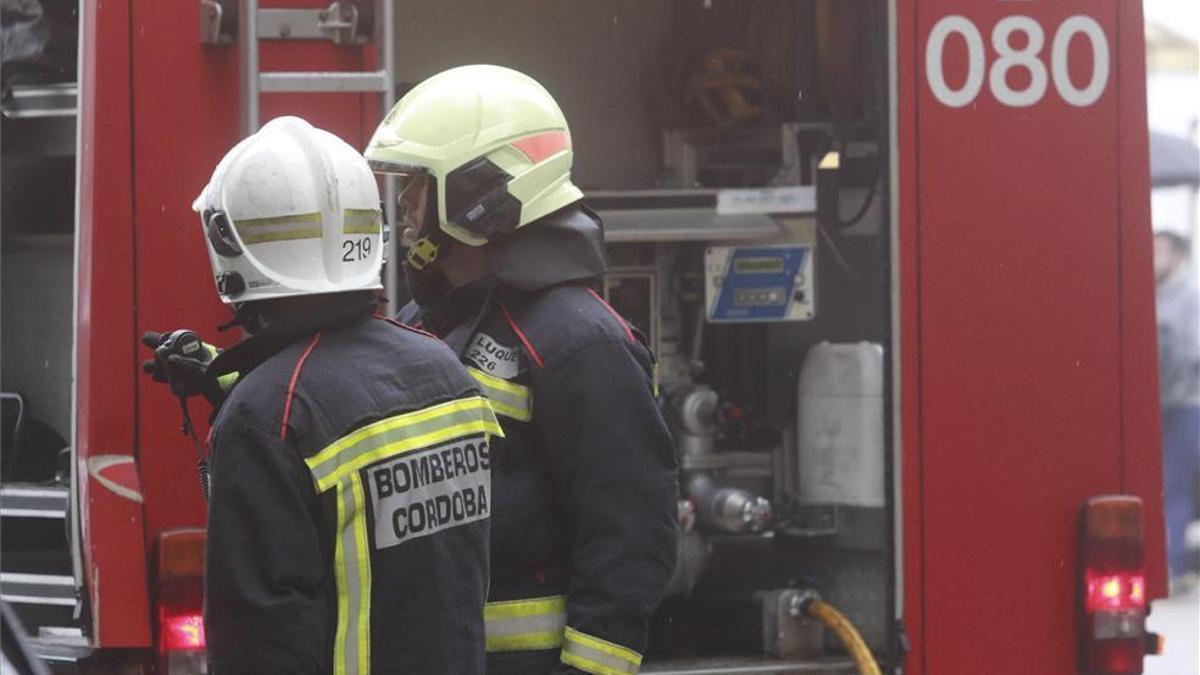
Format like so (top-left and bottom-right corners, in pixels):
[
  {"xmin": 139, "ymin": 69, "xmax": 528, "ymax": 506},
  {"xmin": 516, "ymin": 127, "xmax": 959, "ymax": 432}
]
[
  {"xmin": 199, "ymin": 0, "xmax": 236, "ymax": 45},
  {"xmin": 201, "ymin": 0, "xmax": 371, "ymax": 45},
  {"xmin": 259, "ymin": 3, "xmax": 367, "ymax": 45}
]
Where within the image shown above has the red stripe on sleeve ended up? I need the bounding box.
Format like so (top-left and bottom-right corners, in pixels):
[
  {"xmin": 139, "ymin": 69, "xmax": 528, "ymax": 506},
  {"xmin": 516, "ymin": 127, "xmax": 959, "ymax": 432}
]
[
  {"xmin": 500, "ymin": 302, "xmax": 545, "ymax": 368},
  {"xmin": 280, "ymin": 332, "xmax": 321, "ymax": 441},
  {"xmin": 373, "ymin": 313, "xmax": 439, "ymax": 340},
  {"xmin": 585, "ymin": 287, "xmax": 635, "ymax": 343}
]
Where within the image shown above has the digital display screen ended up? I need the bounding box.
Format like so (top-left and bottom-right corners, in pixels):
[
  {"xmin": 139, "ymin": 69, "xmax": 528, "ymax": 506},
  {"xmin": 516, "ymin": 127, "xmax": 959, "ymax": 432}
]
[{"xmin": 734, "ymin": 257, "xmax": 784, "ymax": 274}]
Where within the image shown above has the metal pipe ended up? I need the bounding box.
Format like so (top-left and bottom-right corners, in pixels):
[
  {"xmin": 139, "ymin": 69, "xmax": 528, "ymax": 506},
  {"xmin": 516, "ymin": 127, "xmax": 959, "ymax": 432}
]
[
  {"xmin": 378, "ymin": 0, "xmax": 398, "ymax": 314},
  {"xmin": 239, "ymin": 0, "xmax": 260, "ymax": 136},
  {"xmin": 686, "ymin": 473, "xmax": 772, "ymax": 534}
]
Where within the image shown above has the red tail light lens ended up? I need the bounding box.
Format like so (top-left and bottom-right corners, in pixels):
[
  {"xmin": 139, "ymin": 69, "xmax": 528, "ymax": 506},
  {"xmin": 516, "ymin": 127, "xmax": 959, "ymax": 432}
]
[
  {"xmin": 1085, "ymin": 572, "xmax": 1146, "ymax": 612},
  {"xmin": 1078, "ymin": 496, "xmax": 1152, "ymax": 675},
  {"xmin": 162, "ymin": 612, "xmax": 205, "ymax": 651},
  {"xmin": 156, "ymin": 529, "xmax": 207, "ymax": 674}
]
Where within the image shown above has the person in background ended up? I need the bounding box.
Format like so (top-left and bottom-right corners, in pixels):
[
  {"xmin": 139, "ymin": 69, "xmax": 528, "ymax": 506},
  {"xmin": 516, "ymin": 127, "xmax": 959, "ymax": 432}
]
[{"xmin": 1154, "ymin": 229, "xmax": 1200, "ymax": 588}]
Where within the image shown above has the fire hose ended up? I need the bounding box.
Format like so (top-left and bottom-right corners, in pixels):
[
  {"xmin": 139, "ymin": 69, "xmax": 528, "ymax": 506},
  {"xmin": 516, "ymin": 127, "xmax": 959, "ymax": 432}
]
[{"xmin": 796, "ymin": 593, "xmax": 882, "ymax": 675}]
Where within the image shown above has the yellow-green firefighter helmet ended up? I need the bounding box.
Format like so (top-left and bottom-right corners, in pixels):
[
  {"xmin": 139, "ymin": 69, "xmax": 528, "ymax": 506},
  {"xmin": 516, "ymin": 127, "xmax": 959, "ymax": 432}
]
[{"xmin": 365, "ymin": 64, "xmax": 583, "ymax": 251}]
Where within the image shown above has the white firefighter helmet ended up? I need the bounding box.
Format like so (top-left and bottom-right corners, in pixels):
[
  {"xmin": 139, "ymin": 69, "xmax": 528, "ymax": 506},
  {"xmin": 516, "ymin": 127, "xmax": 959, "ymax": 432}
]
[
  {"xmin": 364, "ymin": 65, "xmax": 582, "ymax": 268},
  {"xmin": 192, "ymin": 116, "xmax": 384, "ymax": 304}
]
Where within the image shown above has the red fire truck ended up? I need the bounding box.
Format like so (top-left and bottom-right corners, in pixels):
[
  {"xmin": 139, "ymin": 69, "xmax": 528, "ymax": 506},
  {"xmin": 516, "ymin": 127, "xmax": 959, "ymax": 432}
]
[{"xmin": 0, "ymin": 1, "xmax": 1166, "ymax": 673}]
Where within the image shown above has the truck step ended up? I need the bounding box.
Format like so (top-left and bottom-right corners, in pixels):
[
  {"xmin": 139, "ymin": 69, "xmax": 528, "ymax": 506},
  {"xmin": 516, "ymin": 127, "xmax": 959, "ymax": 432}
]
[
  {"xmin": 31, "ymin": 627, "xmax": 92, "ymax": 664},
  {"xmin": 0, "ymin": 484, "xmax": 69, "ymax": 519},
  {"xmin": 0, "ymin": 573, "xmax": 76, "ymax": 606}
]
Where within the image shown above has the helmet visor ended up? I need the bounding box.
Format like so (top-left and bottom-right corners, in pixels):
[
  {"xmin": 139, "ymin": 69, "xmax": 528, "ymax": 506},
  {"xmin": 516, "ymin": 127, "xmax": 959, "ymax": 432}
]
[
  {"xmin": 395, "ymin": 172, "xmax": 440, "ymax": 250},
  {"xmin": 368, "ymin": 161, "xmax": 438, "ymax": 245}
]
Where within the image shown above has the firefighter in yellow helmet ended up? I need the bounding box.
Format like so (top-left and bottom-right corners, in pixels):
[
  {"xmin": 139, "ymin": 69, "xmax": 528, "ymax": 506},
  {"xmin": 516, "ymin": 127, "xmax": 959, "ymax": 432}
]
[{"xmin": 366, "ymin": 66, "xmax": 679, "ymax": 675}]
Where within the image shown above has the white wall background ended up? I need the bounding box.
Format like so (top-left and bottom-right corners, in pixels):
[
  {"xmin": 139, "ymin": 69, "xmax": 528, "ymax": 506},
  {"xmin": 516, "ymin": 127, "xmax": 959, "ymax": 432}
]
[{"xmin": 1144, "ymin": 1, "xmax": 1200, "ymax": 240}]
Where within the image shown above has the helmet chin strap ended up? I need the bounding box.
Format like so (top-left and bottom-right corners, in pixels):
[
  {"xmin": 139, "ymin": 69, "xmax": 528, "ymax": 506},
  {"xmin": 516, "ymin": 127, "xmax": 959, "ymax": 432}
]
[
  {"xmin": 406, "ymin": 236, "xmax": 441, "ymax": 270},
  {"xmin": 217, "ymin": 302, "xmax": 266, "ymax": 334}
]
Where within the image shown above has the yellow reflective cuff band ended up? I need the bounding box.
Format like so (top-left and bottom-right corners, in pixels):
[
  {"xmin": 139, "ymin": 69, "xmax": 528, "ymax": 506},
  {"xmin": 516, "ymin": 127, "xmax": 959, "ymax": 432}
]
[
  {"xmin": 485, "ymin": 595, "xmax": 566, "ymax": 653},
  {"xmin": 485, "ymin": 595, "xmax": 566, "ymax": 619},
  {"xmin": 343, "ymin": 208, "xmax": 381, "ymax": 235},
  {"xmin": 469, "ymin": 368, "xmax": 533, "ymax": 422},
  {"xmin": 199, "ymin": 343, "xmax": 239, "ymax": 393},
  {"xmin": 216, "ymin": 371, "xmax": 239, "ymax": 392},
  {"xmin": 561, "ymin": 627, "xmax": 642, "ymax": 675},
  {"xmin": 489, "ymin": 630, "xmax": 564, "ymax": 652},
  {"xmin": 305, "ymin": 396, "xmax": 502, "ymax": 492},
  {"xmin": 236, "ymin": 211, "xmax": 323, "ymax": 245}
]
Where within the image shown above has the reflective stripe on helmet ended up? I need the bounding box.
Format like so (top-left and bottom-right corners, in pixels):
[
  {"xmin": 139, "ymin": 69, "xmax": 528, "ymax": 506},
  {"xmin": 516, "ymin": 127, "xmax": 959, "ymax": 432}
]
[
  {"xmin": 343, "ymin": 208, "xmax": 381, "ymax": 235},
  {"xmin": 484, "ymin": 595, "xmax": 566, "ymax": 652},
  {"xmin": 468, "ymin": 368, "xmax": 532, "ymax": 422},
  {"xmin": 561, "ymin": 627, "xmax": 643, "ymax": 675},
  {"xmin": 510, "ymin": 130, "xmax": 570, "ymax": 164},
  {"xmin": 234, "ymin": 211, "xmax": 323, "ymax": 245}
]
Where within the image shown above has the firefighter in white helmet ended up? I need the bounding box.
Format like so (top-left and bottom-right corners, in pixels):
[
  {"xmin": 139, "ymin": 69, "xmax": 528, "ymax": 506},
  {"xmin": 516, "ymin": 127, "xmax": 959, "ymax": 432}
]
[
  {"xmin": 143, "ymin": 116, "xmax": 499, "ymax": 674},
  {"xmin": 366, "ymin": 66, "xmax": 679, "ymax": 675}
]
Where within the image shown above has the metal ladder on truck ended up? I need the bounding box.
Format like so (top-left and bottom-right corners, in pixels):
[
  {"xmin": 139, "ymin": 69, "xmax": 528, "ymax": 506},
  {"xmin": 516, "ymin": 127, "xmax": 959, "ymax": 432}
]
[
  {"xmin": 202, "ymin": 0, "xmax": 399, "ymax": 309},
  {"xmin": 0, "ymin": 389, "xmax": 90, "ymax": 663},
  {"xmin": 0, "ymin": 3, "xmax": 398, "ymax": 665}
]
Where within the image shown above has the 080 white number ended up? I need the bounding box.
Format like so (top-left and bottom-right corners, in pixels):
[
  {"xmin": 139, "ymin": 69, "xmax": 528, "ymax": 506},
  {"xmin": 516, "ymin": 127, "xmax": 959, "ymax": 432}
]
[{"xmin": 925, "ymin": 14, "xmax": 1109, "ymax": 109}]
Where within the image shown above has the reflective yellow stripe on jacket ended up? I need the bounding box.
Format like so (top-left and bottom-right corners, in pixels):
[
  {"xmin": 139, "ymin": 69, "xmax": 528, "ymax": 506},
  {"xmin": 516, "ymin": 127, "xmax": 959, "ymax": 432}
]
[
  {"xmin": 468, "ymin": 367, "xmax": 533, "ymax": 422},
  {"xmin": 484, "ymin": 595, "xmax": 566, "ymax": 652},
  {"xmin": 561, "ymin": 627, "xmax": 643, "ymax": 675},
  {"xmin": 305, "ymin": 396, "xmax": 502, "ymax": 675}
]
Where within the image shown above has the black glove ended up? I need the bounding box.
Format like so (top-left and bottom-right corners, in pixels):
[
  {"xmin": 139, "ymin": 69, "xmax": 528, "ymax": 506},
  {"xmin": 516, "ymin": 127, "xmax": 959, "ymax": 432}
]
[{"xmin": 141, "ymin": 330, "xmax": 224, "ymax": 405}]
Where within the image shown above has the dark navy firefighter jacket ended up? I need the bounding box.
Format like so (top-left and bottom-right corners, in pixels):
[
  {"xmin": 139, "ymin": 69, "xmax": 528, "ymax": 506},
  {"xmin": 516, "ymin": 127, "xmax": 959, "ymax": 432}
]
[
  {"xmin": 204, "ymin": 304, "xmax": 500, "ymax": 674},
  {"xmin": 398, "ymin": 205, "xmax": 680, "ymax": 675}
]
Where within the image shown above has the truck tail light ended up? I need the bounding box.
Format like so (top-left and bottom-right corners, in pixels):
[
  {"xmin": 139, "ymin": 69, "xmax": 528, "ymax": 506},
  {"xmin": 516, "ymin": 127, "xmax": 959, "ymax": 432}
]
[
  {"xmin": 1078, "ymin": 496, "xmax": 1160, "ymax": 675},
  {"xmin": 156, "ymin": 529, "xmax": 207, "ymax": 674}
]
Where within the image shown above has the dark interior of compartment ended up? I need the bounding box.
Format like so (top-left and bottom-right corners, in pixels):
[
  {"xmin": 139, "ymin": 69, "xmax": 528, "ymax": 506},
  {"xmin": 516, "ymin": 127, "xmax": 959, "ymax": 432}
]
[
  {"xmin": 391, "ymin": 0, "xmax": 884, "ymax": 192},
  {"xmin": 1, "ymin": 116, "xmax": 77, "ymax": 481}
]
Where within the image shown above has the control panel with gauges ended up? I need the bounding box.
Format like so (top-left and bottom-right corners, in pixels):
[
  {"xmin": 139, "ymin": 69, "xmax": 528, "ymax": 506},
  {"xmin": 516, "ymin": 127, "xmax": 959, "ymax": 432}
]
[{"xmin": 704, "ymin": 244, "xmax": 815, "ymax": 322}]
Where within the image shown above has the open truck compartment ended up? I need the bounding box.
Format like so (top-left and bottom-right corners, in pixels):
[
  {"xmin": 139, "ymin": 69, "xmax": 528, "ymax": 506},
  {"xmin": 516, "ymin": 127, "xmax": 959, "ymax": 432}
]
[
  {"xmin": 1, "ymin": 0, "xmax": 82, "ymax": 650},
  {"xmin": 390, "ymin": 2, "xmax": 897, "ymax": 671}
]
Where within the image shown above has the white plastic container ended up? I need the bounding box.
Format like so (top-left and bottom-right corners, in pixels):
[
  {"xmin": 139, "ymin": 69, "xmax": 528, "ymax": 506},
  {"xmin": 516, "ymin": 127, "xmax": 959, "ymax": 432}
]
[{"xmin": 796, "ymin": 342, "xmax": 885, "ymax": 507}]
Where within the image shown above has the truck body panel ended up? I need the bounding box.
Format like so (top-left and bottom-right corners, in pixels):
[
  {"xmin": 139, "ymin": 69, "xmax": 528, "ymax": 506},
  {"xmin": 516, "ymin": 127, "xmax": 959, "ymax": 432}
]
[{"xmin": 56, "ymin": 1, "xmax": 1170, "ymax": 671}]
